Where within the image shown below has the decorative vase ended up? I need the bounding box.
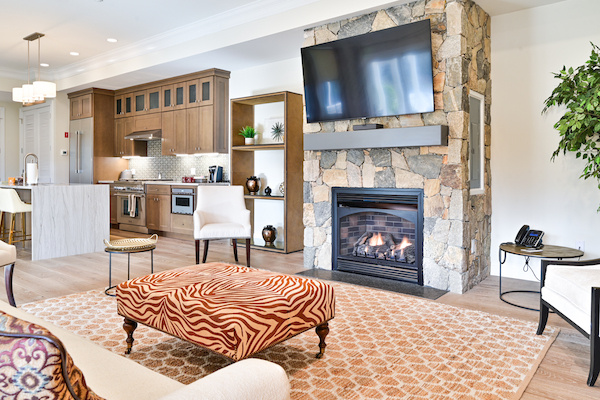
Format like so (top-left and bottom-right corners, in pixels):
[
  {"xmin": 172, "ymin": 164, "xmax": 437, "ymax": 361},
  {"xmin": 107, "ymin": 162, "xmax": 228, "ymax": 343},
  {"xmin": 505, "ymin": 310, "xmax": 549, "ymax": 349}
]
[
  {"xmin": 264, "ymin": 186, "xmax": 272, "ymax": 196},
  {"xmin": 279, "ymin": 182, "xmax": 285, "ymax": 196},
  {"xmin": 245, "ymin": 137, "xmax": 255, "ymax": 145},
  {"xmin": 246, "ymin": 176, "xmax": 260, "ymax": 195},
  {"xmin": 262, "ymin": 225, "xmax": 277, "ymax": 245}
]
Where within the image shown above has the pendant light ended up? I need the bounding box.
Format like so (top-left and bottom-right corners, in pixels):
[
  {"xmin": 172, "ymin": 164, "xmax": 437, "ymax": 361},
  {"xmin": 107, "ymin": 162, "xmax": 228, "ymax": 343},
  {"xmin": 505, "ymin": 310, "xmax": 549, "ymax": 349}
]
[{"xmin": 12, "ymin": 33, "xmax": 56, "ymax": 105}]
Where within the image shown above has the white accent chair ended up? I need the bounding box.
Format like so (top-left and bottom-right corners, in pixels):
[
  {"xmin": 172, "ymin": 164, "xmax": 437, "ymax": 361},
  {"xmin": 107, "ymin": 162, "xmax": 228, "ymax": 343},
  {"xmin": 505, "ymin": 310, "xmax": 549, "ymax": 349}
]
[
  {"xmin": 537, "ymin": 258, "xmax": 600, "ymax": 386},
  {"xmin": 0, "ymin": 188, "xmax": 32, "ymax": 245},
  {"xmin": 193, "ymin": 186, "xmax": 252, "ymax": 266},
  {"xmin": 0, "ymin": 240, "xmax": 16, "ymax": 306}
]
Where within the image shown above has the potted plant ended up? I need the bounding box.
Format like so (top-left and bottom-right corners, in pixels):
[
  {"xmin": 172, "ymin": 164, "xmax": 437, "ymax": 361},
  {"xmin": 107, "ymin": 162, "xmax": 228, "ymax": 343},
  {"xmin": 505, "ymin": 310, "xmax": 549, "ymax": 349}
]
[
  {"xmin": 239, "ymin": 126, "xmax": 258, "ymax": 145},
  {"xmin": 271, "ymin": 122, "xmax": 284, "ymax": 142},
  {"xmin": 543, "ymin": 43, "xmax": 600, "ymax": 210}
]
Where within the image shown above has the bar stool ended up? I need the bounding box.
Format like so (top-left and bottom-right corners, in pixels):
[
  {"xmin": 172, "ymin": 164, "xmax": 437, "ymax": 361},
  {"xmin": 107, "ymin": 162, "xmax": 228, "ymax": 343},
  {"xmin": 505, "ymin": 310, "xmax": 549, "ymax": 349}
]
[{"xmin": 0, "ymin": 188, "xmax": 32, "ymax": 246}]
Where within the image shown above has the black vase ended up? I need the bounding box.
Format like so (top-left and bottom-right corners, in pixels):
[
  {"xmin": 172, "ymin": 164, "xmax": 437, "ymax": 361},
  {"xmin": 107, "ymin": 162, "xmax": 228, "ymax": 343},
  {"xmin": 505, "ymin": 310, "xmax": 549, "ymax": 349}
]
[
  {"xmin": 264, "ymin": 186, "xmax": 272, "ymax": 196},
  {"xmin": 262, "ymin": 225, "xmax": 277, "ymax": 244},
  {"xmin": 245, "ymin": 176, "xmax": 260, "ymax": 195}
]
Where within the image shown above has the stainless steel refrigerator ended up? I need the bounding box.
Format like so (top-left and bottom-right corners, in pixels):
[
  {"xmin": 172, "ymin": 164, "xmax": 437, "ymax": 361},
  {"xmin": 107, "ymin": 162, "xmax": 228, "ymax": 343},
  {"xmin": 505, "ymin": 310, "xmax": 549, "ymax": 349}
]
[{"xmin": 69, "ymin": 118, "xmax": 94, "ymax": 184}]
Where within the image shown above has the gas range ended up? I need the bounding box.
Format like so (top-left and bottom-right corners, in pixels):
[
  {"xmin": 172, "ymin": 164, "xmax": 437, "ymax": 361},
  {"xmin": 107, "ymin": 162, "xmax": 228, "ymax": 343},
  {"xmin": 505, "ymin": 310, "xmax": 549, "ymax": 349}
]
[{"xmin": 112, "ymin": 179, "xmax": 173, "ymax": 194}]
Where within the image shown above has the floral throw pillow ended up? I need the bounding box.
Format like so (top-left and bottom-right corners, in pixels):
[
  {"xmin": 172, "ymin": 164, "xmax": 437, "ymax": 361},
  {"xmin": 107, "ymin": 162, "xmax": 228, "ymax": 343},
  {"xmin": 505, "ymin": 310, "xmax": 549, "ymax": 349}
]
[{"xmin": 0, "ymin": 310, "xmax": 105, "ymax": 400}]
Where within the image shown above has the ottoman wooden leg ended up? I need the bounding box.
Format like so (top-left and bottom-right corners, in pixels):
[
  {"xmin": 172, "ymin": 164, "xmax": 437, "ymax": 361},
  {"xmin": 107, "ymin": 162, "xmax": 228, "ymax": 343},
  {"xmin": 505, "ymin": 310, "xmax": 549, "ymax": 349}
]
[
  {"xmin": 315, "ymin": 322, "xmax": 329, "ymax": 359},
  {"xmin": 123, "ymin": 318, "xmax": 138, "ymax": 354}
]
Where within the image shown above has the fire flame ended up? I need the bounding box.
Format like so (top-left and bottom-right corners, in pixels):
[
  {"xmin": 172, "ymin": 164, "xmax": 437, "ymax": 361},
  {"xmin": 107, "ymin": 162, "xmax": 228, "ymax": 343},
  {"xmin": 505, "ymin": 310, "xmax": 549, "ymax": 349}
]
[
  {"xmin": 368, "ymin": 232, "xmax": 384, "ymax": 246},
  {"xmin": 398, "ymin": 236, "xmax": 411, "ymax": 250}
]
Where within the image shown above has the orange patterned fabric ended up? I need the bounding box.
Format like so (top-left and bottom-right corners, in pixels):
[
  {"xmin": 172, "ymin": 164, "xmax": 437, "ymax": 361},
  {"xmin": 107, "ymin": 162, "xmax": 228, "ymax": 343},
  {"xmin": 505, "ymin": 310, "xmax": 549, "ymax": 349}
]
[{"xmin": 116, "ymin": 262, "xmax": 335, "ymax": 361}]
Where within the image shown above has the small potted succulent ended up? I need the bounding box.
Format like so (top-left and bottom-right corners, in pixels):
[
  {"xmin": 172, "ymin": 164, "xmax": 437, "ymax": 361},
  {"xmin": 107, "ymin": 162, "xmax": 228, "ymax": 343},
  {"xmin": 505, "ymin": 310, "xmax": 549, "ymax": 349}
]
[
  {"xmin": 239, "ymin": 126, "xmax": 258, "ymax": 145},
  {"xmin": 271, "ymin": 122, "xmax": 284, "ymax": 142}
]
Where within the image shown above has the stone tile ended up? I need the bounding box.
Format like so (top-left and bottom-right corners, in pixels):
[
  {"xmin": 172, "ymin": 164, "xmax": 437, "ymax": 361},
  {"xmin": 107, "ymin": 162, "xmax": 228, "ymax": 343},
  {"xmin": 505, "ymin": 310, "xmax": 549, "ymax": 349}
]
[
  {"xmin": 437, "ymin": 35, "xmax": 466, "ymax": 60},
  {"xmin": 303, "ymin": 246, "xmax": 316, "ymax": 269},
  {"xmin": 440, "ymin": 164, "xmax": 463, "ymax": 189},
  {"xmin": 391, "ymin": 150, "xmax": 409, "ymax": 170},
  {"xmin": 432, "ymin": 219, "xmax": 451, "ymax": 243},
  {"xmin": 385, "ymin": 5, "xmax": 411, "ymax": 25},
  {"xmin": 407, "ymin": 154, "xmax": 443, "ymax": 179},
  {"xmin": 423, "ymin": 110, "xmax": 447, "ymax": 126},
  {"xmin": 303, "ymin": 182, "xmax": 313, "ymax": 203},
  {"xmin": 320, "ymin": 151, "xmax": 337, "ymax": 169},
  {"xmin": 315, "ymin": 28, "xmax": 337, "ymax": 44},
  {"xmin": 395, "ymin": 169, "xmax": 424, "ymax": 189},
  {"xmin": 335, "ymin": 151, "xmax": 347, "ymax": 169},
  {"xmin": 303, "ymin": 203, "xmax": 315, "ymax": 227},
  {"xmin": 314, "ymin": 202, "xmax": 332, "ymax": 227},
  {"xmin": 316, "ymin": 242, "xmax": 332, "ymax": 269},
  {"xmin": 424, "ymin": 179, "xmax": 440, "ymax": 197},
  {"xmin": 347, "ymin": 149, "xmax": 365, "ymax": 166},
  {"xmin": 304, "ymin": 227, "xmax": 314, "ymax": 248},
  {"xmin": 338, "ymin": 12, "xmax": 376, "ymax": 39},
  {"xmin": 372, "ymin": 9, "xmax": 396, "ymax": 31},
  {"xmin": 362, "ymin": 163, "xmax": 375, "ymax": 187},
  {"xmin": 323, "ymin": 169, "xmax": 348, "ymax": 187},
  {"xmin": 370, "ymin": 149, "xmax": 392, "ymax": 167},
  {"xmin": 347, "ymin": 162, "xmax": 362, "ymax": 187},
  {"xmin": 424, "ymin": 194, "xmax": 444, "ymax": 218},
  {"xmin": 375, "ymin": 168, "xmax": 395, "ymax": 188},
  {"xmin": 304, "ymin": 160, "xmax": 320, "ymax": 182}
]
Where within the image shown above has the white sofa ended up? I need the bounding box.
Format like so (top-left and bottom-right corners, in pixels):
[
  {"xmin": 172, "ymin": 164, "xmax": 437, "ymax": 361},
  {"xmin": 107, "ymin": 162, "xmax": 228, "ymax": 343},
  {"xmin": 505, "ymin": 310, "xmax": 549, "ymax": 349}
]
[{"xmin": 0, "ymin": 300, "xmax": 291, "ymax": 400}]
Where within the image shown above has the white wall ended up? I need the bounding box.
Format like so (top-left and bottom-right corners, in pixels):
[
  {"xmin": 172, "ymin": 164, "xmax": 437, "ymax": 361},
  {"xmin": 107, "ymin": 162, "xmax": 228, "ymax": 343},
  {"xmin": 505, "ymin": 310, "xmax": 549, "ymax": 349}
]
[
  {"xmin": 491, "ymin": 0, "xmax": 600, "ymax": 280},
  {"xmin": 0, "ymin": 101, "xmax": 22, "ymax": 179}
]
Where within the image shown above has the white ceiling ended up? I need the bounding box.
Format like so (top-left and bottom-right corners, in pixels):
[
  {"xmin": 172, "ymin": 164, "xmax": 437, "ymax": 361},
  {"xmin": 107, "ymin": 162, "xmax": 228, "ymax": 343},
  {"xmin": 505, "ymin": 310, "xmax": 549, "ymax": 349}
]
[{"xmin": 0, "ymin": 0, "xmax": 566, "ymax": 95}]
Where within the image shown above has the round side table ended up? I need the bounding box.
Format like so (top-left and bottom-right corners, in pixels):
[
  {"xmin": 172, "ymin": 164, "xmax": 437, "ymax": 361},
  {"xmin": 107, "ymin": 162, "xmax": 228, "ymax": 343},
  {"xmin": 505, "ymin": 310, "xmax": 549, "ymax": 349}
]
[
  {"xmin": 498, "ymin": 243, "xmax": 583, "ymax": 311},
  {"xmin": 104, "ymin": 245, "xmax": 155, "ymax": 296}
]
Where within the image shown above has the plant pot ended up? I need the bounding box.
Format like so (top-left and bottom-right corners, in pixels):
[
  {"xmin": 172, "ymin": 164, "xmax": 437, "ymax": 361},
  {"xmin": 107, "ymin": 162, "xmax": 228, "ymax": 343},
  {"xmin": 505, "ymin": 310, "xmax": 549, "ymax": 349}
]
[
  {"xmin": 245, "ymin": 137, "xmax": 255, "ymax": 145},
  {"xmin": 262, "ymin": 225, "xmax": 277, "ymax": 244},
  {"xmin": 246, "ymin": 176, "xmax": 260, "ymax": 195}
]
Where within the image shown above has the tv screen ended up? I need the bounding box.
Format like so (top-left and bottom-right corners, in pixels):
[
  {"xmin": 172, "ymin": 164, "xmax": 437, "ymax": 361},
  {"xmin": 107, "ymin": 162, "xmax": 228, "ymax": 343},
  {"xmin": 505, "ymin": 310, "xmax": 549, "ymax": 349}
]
[{"xmin": 301, "ymin": 20, "xmax": 434, "ymax": 124}]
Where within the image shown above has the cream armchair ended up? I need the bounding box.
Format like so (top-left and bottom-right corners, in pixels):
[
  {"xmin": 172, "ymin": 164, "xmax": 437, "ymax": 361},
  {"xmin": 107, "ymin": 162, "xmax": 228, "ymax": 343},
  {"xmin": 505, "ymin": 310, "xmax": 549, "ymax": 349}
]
[
  {"xmin": 194, "ymin": 186, "xmax": 252, "ymax": 266},
  {"xmin": 537, "ymin": 258, "xmax": 600, "ymax": 386}
]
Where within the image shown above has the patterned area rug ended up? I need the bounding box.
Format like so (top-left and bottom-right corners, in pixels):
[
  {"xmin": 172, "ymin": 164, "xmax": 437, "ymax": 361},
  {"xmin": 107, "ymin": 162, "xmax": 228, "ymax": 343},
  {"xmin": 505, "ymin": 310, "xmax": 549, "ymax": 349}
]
[{"xmin": 20, "ymin": 282, "xmax": 558, "ymax": 399}]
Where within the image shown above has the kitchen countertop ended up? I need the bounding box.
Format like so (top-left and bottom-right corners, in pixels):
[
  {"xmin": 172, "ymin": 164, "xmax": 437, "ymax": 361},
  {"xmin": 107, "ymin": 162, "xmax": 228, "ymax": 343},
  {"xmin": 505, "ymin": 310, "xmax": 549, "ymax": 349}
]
[
  {"xmin": 0, "ymin": 183, "xmax": 100, "ymax": 190},
  {"xmin": 98, "ymin": 180, "xmax": 230, "ymax": 186}
]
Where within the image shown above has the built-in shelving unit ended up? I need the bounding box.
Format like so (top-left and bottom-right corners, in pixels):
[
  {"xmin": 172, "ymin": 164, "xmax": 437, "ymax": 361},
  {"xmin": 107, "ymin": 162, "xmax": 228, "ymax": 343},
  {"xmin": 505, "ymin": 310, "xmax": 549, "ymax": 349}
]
[{"xmin": 230, "ymin": 91, "xmax": 303, "ymax": 254}]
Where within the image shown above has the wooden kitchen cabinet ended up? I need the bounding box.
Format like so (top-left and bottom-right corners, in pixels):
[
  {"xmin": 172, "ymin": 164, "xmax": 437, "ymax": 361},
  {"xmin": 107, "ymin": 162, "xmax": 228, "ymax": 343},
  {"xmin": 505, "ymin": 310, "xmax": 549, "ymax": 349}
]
[
  {"xmin": 114, "ymin": 117, "xmax": 146, "ymax": 157},
  {"xmin": 114, "ymin": 68, "xmax": 229, "ymax": 154},
  {"xmin": 147, "ymin": 185, "xmax": 171, "ymax": 232},
  {"xmin": 70, "ymin": 93, "xmax": 92, "ymax": 120},
  {"xmin": 186, "ymin": 106, "xmax": 213, "ymax": 153},
  {"xmin": 134, "ymin": 113, "xmax": 161, "ymax": 131},
  {"xmin": 186, "ymin": 76, "xmax": 214, "ymax": 108},
  {"xmin": 162, "ymin": 109, "xmax": 186, "ymax": 155},
  {"xmin": 171, "ymin": 214, "xmax": 193, "ymax": 235},
  {"xmin": 133, "ymin": 87, "xmax": 161, "ymax": 116},
  {"xmin": 115, "ymin": 93, "xmax": 133, "ymax": 119},
  {"xmin": 110, "ymin": 190, "xmax": 118, "ymax": 224}
]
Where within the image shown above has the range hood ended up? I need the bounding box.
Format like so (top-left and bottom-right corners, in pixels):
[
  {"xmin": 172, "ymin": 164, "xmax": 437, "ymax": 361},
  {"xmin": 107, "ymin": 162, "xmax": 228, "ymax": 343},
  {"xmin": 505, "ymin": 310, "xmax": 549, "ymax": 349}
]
[{"xmin": 124, "ymin": 129, "xmax": 162, "ymax": 141}]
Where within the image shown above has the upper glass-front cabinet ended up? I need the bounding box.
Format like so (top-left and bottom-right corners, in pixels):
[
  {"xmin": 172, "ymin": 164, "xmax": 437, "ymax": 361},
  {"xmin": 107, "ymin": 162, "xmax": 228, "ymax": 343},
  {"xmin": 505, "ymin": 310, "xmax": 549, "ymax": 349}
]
[
  {"xmin": 186, "ymin": 77, "xmax": 213, "ymax": 107},
  {"xmin": 132, "ymin": 87, "xmax": 161, "ymax": 115},
  {"xmin": 114, "ymin": 93, "xmax": 133, "ymax": 118}
]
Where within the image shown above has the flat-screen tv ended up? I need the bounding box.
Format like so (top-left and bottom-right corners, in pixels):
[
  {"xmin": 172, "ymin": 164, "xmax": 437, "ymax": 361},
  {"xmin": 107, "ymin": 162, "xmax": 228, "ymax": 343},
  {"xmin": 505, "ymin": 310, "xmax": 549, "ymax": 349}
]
[{"xmin": 301, "ymin": 20, "xmax": 434, "ymax": 124}]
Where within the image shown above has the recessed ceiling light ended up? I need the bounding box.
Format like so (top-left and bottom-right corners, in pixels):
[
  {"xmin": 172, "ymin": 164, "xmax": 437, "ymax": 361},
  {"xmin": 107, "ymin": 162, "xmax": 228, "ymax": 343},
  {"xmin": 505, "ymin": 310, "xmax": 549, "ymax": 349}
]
[
  {"xmin": 77, "ymin": 68, "xmax": 85, "ymax": 72},
  {"xmin": 70, "ymin": 52, "xmax": 79, "ymax": 56},
  {"xmin": 108, "ymin": 59, "xmax": 115, "ymax": 63},
  {"xmin": 107, "ymin": 38, "xmax": 117, "ymax": 43},
  {"xmin": 40, "ymin": 63, "xmax": 49, "ymax": 67}
]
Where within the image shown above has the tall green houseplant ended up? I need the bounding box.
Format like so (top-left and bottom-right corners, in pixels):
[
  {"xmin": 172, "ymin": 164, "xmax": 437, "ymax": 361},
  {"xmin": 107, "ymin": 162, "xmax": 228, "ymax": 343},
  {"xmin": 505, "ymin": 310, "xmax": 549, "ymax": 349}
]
[{"xmin": 543, "ymin": 43, "xmax": 600, "ymax": 208}]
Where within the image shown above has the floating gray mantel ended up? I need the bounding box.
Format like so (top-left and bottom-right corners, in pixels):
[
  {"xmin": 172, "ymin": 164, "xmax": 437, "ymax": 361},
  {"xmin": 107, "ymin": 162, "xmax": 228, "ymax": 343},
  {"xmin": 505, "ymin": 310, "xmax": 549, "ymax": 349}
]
[{"xmin": 303, "ymin": 125, "xmax": 448, "ymax": 151}]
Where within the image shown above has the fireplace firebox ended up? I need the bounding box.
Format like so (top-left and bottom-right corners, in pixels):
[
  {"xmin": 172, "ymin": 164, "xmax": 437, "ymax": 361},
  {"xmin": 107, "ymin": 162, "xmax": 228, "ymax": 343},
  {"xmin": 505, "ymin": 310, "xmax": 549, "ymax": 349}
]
[{"xmin": 332, "ymin": 188, "xmax": 424, "ymax": 284}]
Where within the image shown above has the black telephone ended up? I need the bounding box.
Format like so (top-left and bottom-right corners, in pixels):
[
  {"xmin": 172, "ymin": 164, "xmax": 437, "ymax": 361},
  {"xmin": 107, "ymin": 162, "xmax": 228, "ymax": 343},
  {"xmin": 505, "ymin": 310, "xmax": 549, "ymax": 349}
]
[{"xmin": 515, "ymin": 225, "xmax": 544, "ymax": 248}]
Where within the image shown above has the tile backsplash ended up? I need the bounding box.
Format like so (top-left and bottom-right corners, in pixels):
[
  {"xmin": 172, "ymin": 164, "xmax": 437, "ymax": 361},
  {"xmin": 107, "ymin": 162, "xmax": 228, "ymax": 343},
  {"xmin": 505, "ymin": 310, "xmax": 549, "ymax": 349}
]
[{"xmin": 128, "ymin": 140, "xmax": 230, "ymax": 181}]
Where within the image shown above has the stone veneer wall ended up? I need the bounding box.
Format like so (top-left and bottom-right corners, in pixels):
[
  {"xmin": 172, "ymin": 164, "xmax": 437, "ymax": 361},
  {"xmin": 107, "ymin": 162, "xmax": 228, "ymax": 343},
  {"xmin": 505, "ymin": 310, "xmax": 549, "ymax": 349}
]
[{"xmin": 302, "ymin": 0, "xmax": 492, "ymax": 293}]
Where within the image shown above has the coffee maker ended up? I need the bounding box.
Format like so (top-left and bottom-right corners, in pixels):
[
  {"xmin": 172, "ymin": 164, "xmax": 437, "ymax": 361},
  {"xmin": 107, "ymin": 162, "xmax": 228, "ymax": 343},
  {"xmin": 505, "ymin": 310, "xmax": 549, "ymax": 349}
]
[{"xmin": 209, "ymin": 166, "xmax": 223, "ymax": 182}]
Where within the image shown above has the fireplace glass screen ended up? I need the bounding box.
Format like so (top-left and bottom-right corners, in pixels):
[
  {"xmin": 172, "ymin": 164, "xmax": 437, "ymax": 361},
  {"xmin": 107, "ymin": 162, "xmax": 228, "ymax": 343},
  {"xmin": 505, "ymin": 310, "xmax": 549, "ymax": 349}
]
[{"xmin": 339, "ymin": 212, "xmax": 416, "ymax": 264}]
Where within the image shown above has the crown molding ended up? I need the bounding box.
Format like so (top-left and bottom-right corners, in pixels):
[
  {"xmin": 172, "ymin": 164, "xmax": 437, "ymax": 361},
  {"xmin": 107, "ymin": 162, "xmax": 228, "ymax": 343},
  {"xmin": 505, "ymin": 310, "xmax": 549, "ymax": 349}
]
[
  {"xmin": 0, "ymin": 66, "xmax": 27, "ymax": 81},
  {"xmin": 53, "ymin": 0, "xmax": 320, "ymax": 82}
]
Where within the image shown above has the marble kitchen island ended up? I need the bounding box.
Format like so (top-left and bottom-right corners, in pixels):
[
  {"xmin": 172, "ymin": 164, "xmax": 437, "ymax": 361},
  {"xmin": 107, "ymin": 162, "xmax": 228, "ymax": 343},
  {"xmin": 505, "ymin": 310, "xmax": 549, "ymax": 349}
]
[{"xmin": 0, "ymin": 184, "xmax": 108, "ymax": 261}]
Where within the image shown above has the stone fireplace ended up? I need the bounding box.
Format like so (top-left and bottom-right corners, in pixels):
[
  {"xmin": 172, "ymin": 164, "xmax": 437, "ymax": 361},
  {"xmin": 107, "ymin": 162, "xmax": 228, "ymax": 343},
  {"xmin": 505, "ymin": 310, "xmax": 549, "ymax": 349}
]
[{"xmin": 302, "ymin": 0, "xmax": 492, "ymax": 294}]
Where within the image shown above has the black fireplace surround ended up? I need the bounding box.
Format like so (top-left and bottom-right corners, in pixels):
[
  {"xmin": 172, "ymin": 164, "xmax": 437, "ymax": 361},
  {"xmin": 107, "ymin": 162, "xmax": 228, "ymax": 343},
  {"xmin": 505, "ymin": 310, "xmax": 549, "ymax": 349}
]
[{"xmin": 332, "ymin": 187, "xmax": 424, "ymax": 285}]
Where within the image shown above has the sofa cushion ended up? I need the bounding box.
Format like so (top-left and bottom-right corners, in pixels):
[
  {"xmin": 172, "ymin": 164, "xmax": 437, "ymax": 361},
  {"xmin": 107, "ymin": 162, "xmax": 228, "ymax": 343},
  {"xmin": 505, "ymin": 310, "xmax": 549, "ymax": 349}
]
[
  {"xmin": 542, "ymin": 264, "xmax": 600, "ymax": 334},
  {"xmin": 0, "ymin": 310, "xmax": 105, "ymax": 400}
]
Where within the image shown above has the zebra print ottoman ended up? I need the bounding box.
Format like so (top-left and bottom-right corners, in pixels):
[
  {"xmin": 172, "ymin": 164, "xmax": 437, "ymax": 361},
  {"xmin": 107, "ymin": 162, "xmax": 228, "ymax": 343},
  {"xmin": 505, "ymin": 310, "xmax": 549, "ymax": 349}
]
[{"xmin": 116, "ymin": 262, "xmax": 335, "ymax": 361}]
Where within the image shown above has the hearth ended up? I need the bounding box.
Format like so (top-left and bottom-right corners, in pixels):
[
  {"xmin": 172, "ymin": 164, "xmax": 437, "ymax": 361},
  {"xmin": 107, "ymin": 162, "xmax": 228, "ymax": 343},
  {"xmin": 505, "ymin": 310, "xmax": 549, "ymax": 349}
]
[{"xmin": 332, "ymin": 188, "xmax": 423, "ymax": 284}]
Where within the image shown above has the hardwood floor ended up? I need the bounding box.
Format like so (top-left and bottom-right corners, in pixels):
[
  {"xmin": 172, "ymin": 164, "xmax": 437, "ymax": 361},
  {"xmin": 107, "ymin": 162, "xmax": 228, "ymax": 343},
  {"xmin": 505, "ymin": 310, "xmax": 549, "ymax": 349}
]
[{"xmin": 5, "ymin": 230, "xmax": 600, "ymax": 398}]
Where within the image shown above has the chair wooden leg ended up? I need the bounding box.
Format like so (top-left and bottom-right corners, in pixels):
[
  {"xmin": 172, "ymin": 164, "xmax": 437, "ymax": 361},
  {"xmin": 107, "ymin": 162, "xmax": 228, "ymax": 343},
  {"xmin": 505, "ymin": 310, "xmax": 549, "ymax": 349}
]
[
  {"xmin": 21, "ymin": 213, "xmax": 26, "ymax": 245},
  {"xmin": 4, "ymin": 263, "xmax": 15, "ymax": 307},
  {"xmin": 0, "ymin": 211, "xmax": 4, "ymax": 241},
  {"xmin": 246, "ymin": 238, "xmax": 251, "ymax": 267},
  {"xmin": 536, "ymin": 300, "xmax": 549, "ymax": 335},
  {"xmin": 195, "ymin": 240, "xmax": 200, "ymax": 264},
  {"xmin": 315, "ymin": 322, "xmax": 329, "ymax": 359},
  {"xmin": 9, "ymin": 214, "xmax": 15, "ymax": 245},
  {"xmin": 202, "ymin": 240, "xmax": 209, "ymax": 263},
  {"xmin": 232, "ymin": 239, "xmax": 238, "ymax": 262},
  {"xmin": 588, "ymin": 288, "xmax": 600, "ymax": 386}
]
